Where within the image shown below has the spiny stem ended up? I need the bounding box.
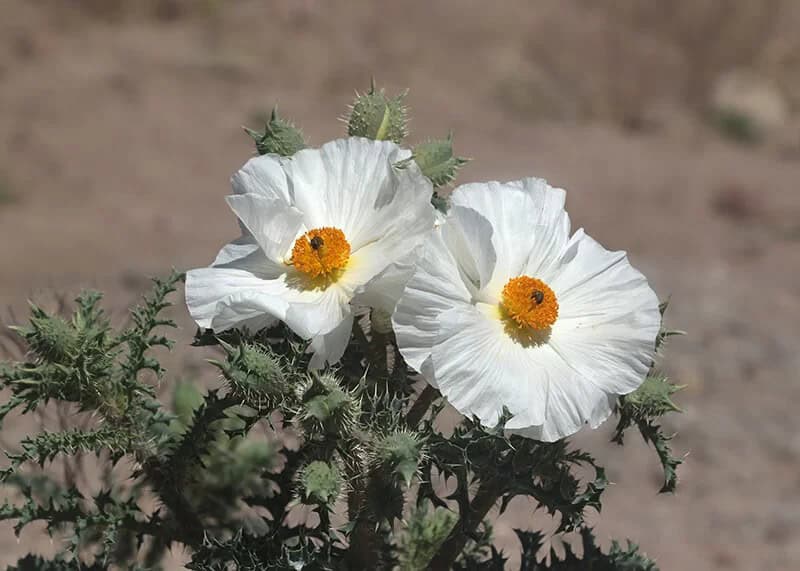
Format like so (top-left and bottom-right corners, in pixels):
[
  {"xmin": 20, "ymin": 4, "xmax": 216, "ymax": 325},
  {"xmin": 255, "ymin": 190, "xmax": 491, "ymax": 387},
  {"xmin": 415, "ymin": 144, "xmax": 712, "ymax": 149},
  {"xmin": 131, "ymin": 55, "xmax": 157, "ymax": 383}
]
[
  {"xmin": 406, "ymin": 384, "xmax": 440, "ymax": 427},
  {"xmin": 428, "ymin": 478, "xmax": 502, "ymax": 570},
  {"xmin": 346, "ymin": 478, "xmax": 382, "ymax": 569}
]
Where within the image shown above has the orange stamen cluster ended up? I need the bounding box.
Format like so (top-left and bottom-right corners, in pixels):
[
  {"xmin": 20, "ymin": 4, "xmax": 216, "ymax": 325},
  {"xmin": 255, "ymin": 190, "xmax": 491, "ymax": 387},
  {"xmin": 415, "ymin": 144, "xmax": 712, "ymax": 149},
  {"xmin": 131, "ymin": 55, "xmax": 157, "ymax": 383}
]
[
  {"xmin": 501, "ymin": 276, "xmax": 558, "ymax": 331},
  {"xmin": 290, "ymin": 227, "xmax": 351, "ymax": 279}
]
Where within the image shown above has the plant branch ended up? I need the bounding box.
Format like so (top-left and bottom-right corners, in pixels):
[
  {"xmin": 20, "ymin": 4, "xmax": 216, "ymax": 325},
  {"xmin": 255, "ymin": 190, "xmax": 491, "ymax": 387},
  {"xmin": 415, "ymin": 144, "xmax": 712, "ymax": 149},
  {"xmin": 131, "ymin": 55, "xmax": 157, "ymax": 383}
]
[
  {"xmin": 406, "ymin": 384, "xmax": 440, "ymax": 427},
  {"xmin": 429, "ymin": 478, "xmax": 503, "ymax": 570}
]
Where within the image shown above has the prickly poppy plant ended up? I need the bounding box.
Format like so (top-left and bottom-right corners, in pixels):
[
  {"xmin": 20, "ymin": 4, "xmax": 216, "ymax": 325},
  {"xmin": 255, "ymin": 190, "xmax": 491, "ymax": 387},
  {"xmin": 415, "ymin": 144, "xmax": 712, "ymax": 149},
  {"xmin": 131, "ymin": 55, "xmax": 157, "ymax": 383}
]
[{"xmin": 0, "ymin": 82, "xmax": 684, "ymax": 570}]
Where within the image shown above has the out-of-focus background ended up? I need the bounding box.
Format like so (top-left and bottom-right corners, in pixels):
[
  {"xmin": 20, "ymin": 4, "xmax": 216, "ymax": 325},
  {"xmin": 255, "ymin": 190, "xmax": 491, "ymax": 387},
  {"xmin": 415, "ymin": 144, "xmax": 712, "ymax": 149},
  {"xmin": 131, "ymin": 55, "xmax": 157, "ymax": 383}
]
[{"xmin": 1, "ymin": 1, "xmax": 799, "ymax": 569}]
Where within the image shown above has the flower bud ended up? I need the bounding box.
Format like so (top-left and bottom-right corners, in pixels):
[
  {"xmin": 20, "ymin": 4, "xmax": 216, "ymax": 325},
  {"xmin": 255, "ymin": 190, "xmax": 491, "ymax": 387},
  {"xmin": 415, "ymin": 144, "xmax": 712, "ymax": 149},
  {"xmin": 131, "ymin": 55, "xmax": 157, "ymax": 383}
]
[
  {"xmin": 372, "ymin": 430, "xmax": 425, "ymax": 487},
  {"xmin": 346, "ymin": 80, "xmax": 408, "ymax": 143},
  {"xmin": 16, "ymin": 305, "xmax": 78, "ymax": 362},
  {"xmin": 623, "ymin": 374, "xmax": 683, "ymax": 419},
  {"xmin": 244, "ymin": 107, "xmax": 306, "ymax": 157},
  {"xmin": 409, "ymin": 132, "xmax": 469, "ymax": 188},
  {"xmin": 300, "ymin": 460, "xmax": 343, "ymax": 505},
  {"xmin": 298, "ymin": 374, "xmax": 358, "ymax": 436}
]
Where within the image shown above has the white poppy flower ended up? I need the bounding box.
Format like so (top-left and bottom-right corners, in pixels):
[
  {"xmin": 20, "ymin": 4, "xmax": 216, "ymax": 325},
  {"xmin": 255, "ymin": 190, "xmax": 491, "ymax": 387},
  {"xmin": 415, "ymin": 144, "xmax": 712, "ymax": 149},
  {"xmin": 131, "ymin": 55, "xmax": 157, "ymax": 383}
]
[
  {"xmin": 186, "ymin": 137, "xmax": 435, "ymax": 368},
  {"xmin": 392, "ymin": 179, "xmax": 661, "ymax": 441}
]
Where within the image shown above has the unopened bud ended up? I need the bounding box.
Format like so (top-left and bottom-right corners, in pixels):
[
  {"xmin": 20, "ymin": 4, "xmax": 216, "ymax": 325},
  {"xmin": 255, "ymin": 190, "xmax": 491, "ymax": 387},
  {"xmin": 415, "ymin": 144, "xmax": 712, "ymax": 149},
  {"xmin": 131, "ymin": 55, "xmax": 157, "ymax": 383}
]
[
  {"xmin": 244, "ymin": 107, "xmax": 306, "ymax": 157},
  {"xmin": 346, "ymin": 79, "xmax": 408, "ymax": 143}
]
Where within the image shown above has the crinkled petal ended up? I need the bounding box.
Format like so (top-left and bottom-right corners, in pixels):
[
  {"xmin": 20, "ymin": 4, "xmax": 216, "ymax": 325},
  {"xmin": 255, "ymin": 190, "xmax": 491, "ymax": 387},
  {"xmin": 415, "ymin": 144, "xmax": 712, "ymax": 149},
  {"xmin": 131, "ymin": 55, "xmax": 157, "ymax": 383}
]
[
  {"xmin": 308, "ymin": 313, "xmax": 355, "ymax": 369},
  {"xmin": 225, "ymin": 194, "xmax": 304, "ymax": 264},
  {"xmin": 431, "ymin": 304, "xmax": 618, "ymax": 442},
  {"xmin": 352, "ymin": 251, "xmax": 418, "ymax": 314},
  {"xmin": 431, "ymin": 305, "xmax": 548, "ymax": 429},
  {"xmin": 441, "ymin": 205, "xmax": 497, "ymax": 292},
  {"xmin": 393, "ymin": 231, "xmax": 472, "ymax": 376},
  {"xmin": 185, "ymin": 266, "xmax": 288, "ymax": 332},
  {"xmin": 451, "ymin": 179, "xmax": 570, "ymax": 296},
  {"xmin": 284, "ymin": 138, "xmax": 434, "ymax": 250},
  {"xmin": 232, "ymin": 153, "xmax": 291, "ymax": 202},
  {"xmin": 212, "ymin": 236, "xmax": 260, "ymax": 266},
  {"xmin": 549, "ymin": 230, "xmax": 661, "ymax": 395},
  {"xmin": 282, "ymin": 279, "xmax": 352, "ymax": 339}
]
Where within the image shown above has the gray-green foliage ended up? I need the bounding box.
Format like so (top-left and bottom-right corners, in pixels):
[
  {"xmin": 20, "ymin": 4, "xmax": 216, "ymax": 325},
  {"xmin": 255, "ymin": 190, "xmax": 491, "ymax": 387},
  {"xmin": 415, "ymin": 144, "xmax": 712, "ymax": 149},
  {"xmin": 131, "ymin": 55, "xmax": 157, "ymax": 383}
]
[{"xmin": 0, "ymin": 88, "xmax": 683, "ymax": 569}]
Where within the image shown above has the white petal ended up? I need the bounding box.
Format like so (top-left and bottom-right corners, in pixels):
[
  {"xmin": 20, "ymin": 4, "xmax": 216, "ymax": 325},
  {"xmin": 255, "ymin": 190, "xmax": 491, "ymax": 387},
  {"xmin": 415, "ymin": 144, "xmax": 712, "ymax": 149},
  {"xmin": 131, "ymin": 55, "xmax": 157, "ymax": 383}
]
[
  {"xmin": 232, "ymin": 153, "xmax": 291, "ymax": 202},
  {"xmin": 512, "ymin": 385, "xmax": 616, "ymax": 442},
  {"xmin": 185, "ymin": 266, "xmax": 288, "ymax": 332},
  {"xmin": 441, "ymin": 206, "xmax": 497, "ymax": 291},
  {"xmin": 284, "ymin": 138, "xmax": 434, "ymax": 250},
  {"xmin": 283, "ymin": 279, "xmax": 352, "ymax": 339},
  {"xmin": 308, "ymin": 313, "xmax": 354, "ymax": 369},
  {"xmin": 187, "ymin": 239, "xmax": 351, "ymax": 340},
  {"xmin": 352, "ymin": 252, "xmax": 417, "ymax": 314},
  {"xmin": 393, "ymin": 231, "xmax": 472, "ymax": 375},
  {"xmin": 225, "ymin": 194, "xmax": 304, "ymax": 263},
  {"xmin": 549, "ymin": 230, "xmax": 661, "ymax": 395},
  {"xmin": 212, "ymin": 236, "xmax": 260, "ymax": 266},
  {"xmin": 431, "ymin": 305, "xmax": 548, "ymax": 428},
  {"xmin": 431, "ymin": 304, "xmax": 617, "ymax": 442},
  {"xmin": 451, "ymin": 179, "xmax": 570, "ymax": 296}
]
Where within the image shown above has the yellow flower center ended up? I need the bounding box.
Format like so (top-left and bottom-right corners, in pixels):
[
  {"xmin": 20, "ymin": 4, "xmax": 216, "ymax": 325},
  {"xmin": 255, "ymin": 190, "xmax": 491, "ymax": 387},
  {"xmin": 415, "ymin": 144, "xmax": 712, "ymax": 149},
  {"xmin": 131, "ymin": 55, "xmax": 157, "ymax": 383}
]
[
  {"xmin": 501, "ymin": 276, "xmax": 558, "ymax": 331},
  {"xmin": 290, "ymin": 227, "xmax": 351, "ymax": 279}
]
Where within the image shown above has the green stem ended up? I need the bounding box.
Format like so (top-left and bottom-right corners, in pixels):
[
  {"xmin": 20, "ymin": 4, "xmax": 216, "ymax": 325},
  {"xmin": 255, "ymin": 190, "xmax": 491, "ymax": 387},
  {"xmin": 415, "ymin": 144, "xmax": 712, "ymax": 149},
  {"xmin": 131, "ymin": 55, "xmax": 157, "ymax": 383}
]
[
  {"xmin": 346, "ymin": 477, "xmax": 382, "ymax": 569},
  {"xmin": 428, "ymin": 479, "xmax": 502, "ymax": 570},
  {"xmin": 406, "ymin": 384, "xmax": 440, "ymax": 427}
]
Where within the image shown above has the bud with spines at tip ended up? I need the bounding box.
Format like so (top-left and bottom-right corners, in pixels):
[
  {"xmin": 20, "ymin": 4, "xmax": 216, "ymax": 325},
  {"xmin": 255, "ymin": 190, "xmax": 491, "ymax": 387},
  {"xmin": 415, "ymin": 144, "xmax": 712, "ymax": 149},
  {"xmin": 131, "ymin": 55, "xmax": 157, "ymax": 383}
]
[
  {"xmin": 345, "ymin": 79, "xmax": 408, "ymax": 143},
  {"xmin": 209, "ymin": 341, "xmax": 291, "ymax": 412},
  {"xmin": 244, "ymin": 106, "xmax": 306, "ymax": 157},
  {"xmin": 300, "ymin": 460, "xmax": 343, "ymax": 506},
  {"xmin": 622, "ymin": 374, "xmax": 684, "ymax": 420},
  {"xmin": 297, "ymin": 373, "xmax": 359, "ymax": 437},
  {"xmin": 407, "ymin": 132, "xmax": 469, "ymax": 188},
  {"xmin": 12, "ymin": 304, "xmax": 79, "ymax": 362},
  {"xmin": 395, "ymin": 132, "xmax": 469, "ymax": 213},
  {"xmin": 370, "ymin": 429, "xmax": 426, "ymax": 488}
]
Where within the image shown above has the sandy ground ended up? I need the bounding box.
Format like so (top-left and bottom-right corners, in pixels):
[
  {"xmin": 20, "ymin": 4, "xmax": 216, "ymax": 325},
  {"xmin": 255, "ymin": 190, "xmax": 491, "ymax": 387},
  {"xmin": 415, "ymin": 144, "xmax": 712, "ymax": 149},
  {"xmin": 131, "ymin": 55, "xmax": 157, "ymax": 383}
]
[{"xmin": 1, "ymin": 1, "xmax": 800, "ymax": 569}]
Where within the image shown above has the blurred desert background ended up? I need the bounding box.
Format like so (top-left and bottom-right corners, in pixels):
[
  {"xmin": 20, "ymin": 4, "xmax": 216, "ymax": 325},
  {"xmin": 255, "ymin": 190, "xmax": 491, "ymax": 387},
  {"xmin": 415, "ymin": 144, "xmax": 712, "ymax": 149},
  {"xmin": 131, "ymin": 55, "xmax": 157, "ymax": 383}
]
[{"xmin": 1, "ymin": 1, "xmax": 800, "ymax": 569}]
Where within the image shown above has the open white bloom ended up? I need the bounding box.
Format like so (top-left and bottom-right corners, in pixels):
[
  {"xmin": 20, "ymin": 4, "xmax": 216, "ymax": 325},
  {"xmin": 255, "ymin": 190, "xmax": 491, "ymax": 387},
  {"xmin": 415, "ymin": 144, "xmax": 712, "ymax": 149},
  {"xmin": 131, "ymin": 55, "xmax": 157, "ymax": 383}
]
[
  {"xmin": 186, "ymin": 137, "xmax": 434, "ymax": 368},
  {"xmin": 393, "ymin": 179, "xmax": 661, "ymax": 441}
]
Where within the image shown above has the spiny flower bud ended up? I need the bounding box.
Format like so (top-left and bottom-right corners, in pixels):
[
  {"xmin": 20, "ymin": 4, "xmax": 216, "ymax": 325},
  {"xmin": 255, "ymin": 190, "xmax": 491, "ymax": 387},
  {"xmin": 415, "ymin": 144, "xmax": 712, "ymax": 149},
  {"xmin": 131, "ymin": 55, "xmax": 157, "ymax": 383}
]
[
  {"xmin": 299, "ymin": 373, "xmax": 358, "ymax": 436},
  {"xmin": 300, "ymin": 460, "xmax": 342, "ymax": 505},
  {"xmin": 238, "ymin": 343, "xmax": 285, "ymax": 384},
  {"xmin": 244, "ymin": 107, "xmax": 306, "ymax": 157},
  {"xmin": 406, "ymin": 132, "xmax": 469, "ymax": 188},
  {"xmin": 15, "ymin": 305, "xmax": 78, "ymax": 362},
  {"xmin": 623, "ymin": 374, "xmax": 683, "ymax": 419},
  {"xmin": 372, "ymin": 430, "xmax": 425, "ymax": 487},
  {"xmin": 345, "ymin": 79, "xmax": 408, "ymax": 143},
  {"xmin": 214, "ymin": 342, "xmax": 290, "ymax": 410}
]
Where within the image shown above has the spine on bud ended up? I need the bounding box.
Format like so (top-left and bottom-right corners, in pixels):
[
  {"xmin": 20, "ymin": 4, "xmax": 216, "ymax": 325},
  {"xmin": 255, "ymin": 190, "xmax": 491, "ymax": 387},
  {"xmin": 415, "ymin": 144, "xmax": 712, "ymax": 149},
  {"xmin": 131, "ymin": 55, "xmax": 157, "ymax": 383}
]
[{"xmin": 346, "ymin": 79, "xmax": 409, "ymax": 143}]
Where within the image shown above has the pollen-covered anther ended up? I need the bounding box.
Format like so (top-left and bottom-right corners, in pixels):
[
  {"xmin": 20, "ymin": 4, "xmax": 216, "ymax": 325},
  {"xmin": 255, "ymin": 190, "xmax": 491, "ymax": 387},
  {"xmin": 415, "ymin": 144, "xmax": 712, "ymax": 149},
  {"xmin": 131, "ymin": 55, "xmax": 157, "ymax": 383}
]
[
  {"xmin": 291, "ymin": 227, "xmax": 351, "ymax": 279},
  {"xmin": 501, "ymin": 276, "xmax": 558, "ymax": 330}
]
